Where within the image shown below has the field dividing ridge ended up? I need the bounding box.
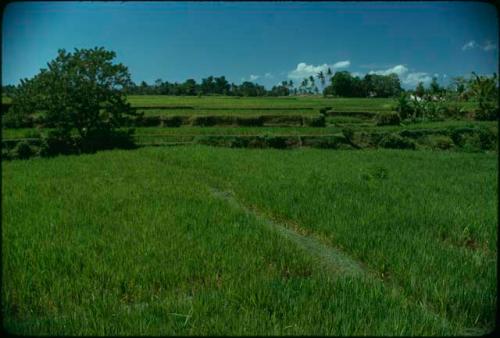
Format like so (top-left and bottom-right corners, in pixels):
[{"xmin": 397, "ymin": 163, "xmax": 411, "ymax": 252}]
[{"xmin": 210, "ymin": 186, "xmax": 375, "ymax": 278}]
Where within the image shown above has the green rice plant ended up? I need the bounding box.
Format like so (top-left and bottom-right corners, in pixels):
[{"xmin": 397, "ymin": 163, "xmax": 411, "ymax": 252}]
[{"xmin": 2, "ymin": 146, "xmax": 496, "ymax": 335}]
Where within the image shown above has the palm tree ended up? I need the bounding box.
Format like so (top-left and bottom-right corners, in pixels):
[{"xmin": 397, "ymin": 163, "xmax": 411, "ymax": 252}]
[
  {"xmin": 317, "ymin": 71, "xmax": 325, "ymax": 89},
  {"xmin": 300, "ymin": 78, "xmax": 308, "ymax": 95},
  {"xmin": 468, "ymin": 72, "xmax": 498, "ymax": 119},
  {"xmin": 326, "ymin": 67, "xmax": 333, "ymax": 85}
]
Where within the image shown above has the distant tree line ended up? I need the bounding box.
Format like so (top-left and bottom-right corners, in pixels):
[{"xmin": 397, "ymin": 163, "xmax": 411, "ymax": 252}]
[
  {"xmin": 396, "ymin": 73, "xmax": 498, "ymax": 121},
  {"xmin": 322, "ymin": 71, "xmax": 403, "ymax": 98},
  {"xmin": 117, "ymin": 71, "xmax": 405, "ymax": 98},
  {"xmin": 122, "ymin": 76, "xmax": 290, "ymax": 97},
  {"xmin": 2, "ymin": 67, "xmax": 496, "ymax": 101}
]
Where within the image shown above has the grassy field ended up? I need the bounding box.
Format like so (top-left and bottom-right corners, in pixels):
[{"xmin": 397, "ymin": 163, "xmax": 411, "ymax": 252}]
[
  {"xmin": 2, "ymin": 146, "xmax": 497, "ymax": 335},
  {"xmin": 126, "ymin": 95, "xmax": 396, "ymax": 110},
  {"xmin": 128, "ymin": 96, "xmax": 397, "ymax": 117}
]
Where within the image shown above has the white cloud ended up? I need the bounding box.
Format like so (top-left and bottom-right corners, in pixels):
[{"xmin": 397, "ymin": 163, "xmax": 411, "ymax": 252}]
[
  {"xmin": 249, "ymin": 74, "xmax": 259, "ymax": 81},
  {"xmin": 482, "ymin": 40, "xmax": 497, "ymax": 51},
  {"xmin": 368, "ymin": 64, "xmax": 408, "ymax": 76},
  {"xmin": 287, "ymin": 61, "xmax": 351, "ymax": 79},
  {"xmin": 332, "ymin": 60, "xmax": 350, "ymax": 68},
  {"xmin": 462, "ymin": 40, "xmax": 497, "ymax": 51},
  {"xmin": 264, "ymin": 72, "xmax": 274, "ymax": 78},
  {"xmin": 462, "ymin": 40, "xmax": 477, "ymax": 51},
  {"xmin": 367, "ymin": 64, "xmax": 432, "ymax": 86},
  {"xmin": 403, "ymin": 72, "xmax": 432, "ymax": 86}
]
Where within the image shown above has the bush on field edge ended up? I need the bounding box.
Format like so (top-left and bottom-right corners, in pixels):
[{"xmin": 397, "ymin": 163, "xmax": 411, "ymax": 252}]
[
  {"xmin": 375, "ymin": 112, "xmax": 401, "ymax": 126},
  {"xmin": 3, "ymin": 128, "xmax": 137, "ymax": 160}
]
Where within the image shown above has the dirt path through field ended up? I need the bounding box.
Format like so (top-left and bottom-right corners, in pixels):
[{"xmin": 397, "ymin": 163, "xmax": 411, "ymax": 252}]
[
  {"xmin": 210, "ymin": 187, "xmax": 369, "ymax": 278},
  {"xmin": 209, "ymin": 186, "xmax": 480, "ymax": 334}
]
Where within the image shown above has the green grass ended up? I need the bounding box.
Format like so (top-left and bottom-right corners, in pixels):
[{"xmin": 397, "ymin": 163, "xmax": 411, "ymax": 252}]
[
  {"xmin": 127, "ymin": 95, "xmax": 396, "ymax": 111},
  {"xmin": 2, "ymin": 95, "xmax": 12, "ymax": 104},
  {"xmin": 2, "ymin": 146, "xmax": 496, "ymax": 335},
  {"xmin": 137, "ymin": 108, "xmax": 317, "ymax": 116},
  {"xmin": 1, "ymin": 94, "xmax": 478, "ymax": 112}
]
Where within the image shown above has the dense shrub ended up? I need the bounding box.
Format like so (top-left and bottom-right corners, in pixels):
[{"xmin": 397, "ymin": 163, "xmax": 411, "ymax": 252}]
[
  {"xmin": 247, "ymin": 137, "xmax": 269, "ymax": 148},
  {"xmin": 301, "ymin": 135, "xmax": 349, "ymax": 149},
  {"xmin": 235, "ymin": 116, "xmax": 264, "ymax": 127},
  {"xmin": 303, "ymin": 115, "xmax": 326, "ymax": 127},
  {"xmin": 261, "ymin": 115, "xmax": 303, "ymax": 126},
  {"xmin": 375, "ymin": 112, "xmax": 401, "ymax": 126},
  {"xmin": 39, "ymin": 130, "xmax": 79, "ymax": 156},
  {"xmin": 452, "ymin": 127, "xmax": 499, "ymax": 152},
  {"xmin": 135, "ymin": 115, "xmax": 162, "ymax": 127},
  {"xmin": 12, "ymin": 140, "xmax": 36, "ymax": 159},
  {"xmin": 341, "ymin": 127, "xmax": 355, "ymax": 142},
  {"xmin": 264, "ymin": 135, "xmax": 289, "ymax": 149},
  {"xmin": 424, "ymin": 135, "xmax": 455, "ymax": 150},
  {"xmin": 448, "ymin": 127, "xmax": 477, "ymax": 147},
  {"xmin": 1, "ymin": 148, "xmax": 12, "ymax": 160},
  {"xmin": 194, "ymin": 135, "xmax": 234, "ymax": 147},
  {"xmin": 319, "ymin": 107, "xmax": 332, "ymax": 115},
  {"xmin": 460, "ymin": 134, "xmax": 483, "ymax": 152},
  {"xmin": 400, "ymin": 129, "xmax": 439, "ymax": 139},
  {"xmin": 476, "ymin": 127, "xmax": 497, "ymax": 150},
  {"xmin": 190, "ymin": 115, "xmax": 218, "ymax": 126},
  {"xmin": 442, "ymin": 103, "xmax": 468, "ymax": 119},
  {"xmin": 36, "ymin": 128, "xmax": 137, "ymax": 157},
  {"xmin": 474, "ymin": 106, "xmax": 498, "ymax": 121},
  {"xmin": 163, "ymin": 116, "xmax": 187, "ymax": 127},
  {"xmin": 378, "ymin": 134, "xmax": 416, "ymax": 149},
  {"xmin": 329, "ymin": 111, "xmax": 376, "ymax": 119},
  {"xmin": 229, "ymin": 136, "xmax": 250, "ymax": 148},
  {"xmin": 78, "ymin": 128, "xmax": 136, "ymax": 153}
]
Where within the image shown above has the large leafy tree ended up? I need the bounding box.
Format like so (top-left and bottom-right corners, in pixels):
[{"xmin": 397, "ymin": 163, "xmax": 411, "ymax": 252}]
[
  {"xmin": 11, "ymin": 47, "xmax": 135, "ymax": 138},
  {"xmin": 328, "ymin": 71, "xmax": 363, "ymax": 97},
  {"xmin": 362, "ymin": 73, "xmax": 401, "ymax": 98}
]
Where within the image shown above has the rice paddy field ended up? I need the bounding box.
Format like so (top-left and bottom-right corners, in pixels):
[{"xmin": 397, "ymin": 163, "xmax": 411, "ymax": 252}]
[
  {"xmin": 1, "ymin": 96, "xmax": 497, "ymax": 335},
  {"xmin": 125, "ymin": 95, "xmax": 478, "ymax": 117},
  {"xmin": 127, "ymin": 95, "xmax": 396, "ymax": 110}
]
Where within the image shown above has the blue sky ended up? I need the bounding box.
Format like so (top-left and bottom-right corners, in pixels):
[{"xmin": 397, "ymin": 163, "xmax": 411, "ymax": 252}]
[{"xmin": 2, "ymin": 1, "xmax": 498, "ymax": 89}]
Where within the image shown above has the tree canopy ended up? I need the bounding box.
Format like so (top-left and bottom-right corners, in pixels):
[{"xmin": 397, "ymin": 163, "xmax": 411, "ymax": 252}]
[{"xmin": 10, "ymin": 47, "xmax": 136, "ymax": 138}]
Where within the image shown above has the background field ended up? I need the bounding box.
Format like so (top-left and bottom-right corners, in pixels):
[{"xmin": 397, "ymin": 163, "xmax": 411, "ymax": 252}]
[
  {"xmin": 2, "ymin": 95, "xmax": 479, "ymax": 116},
  {"xmin": 126, "ymin": 95, "xmax": 396, "ymax": 110},
  {"xmin": 2, "ymin": 146, "xmax": 497, "ymax": 335}
]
